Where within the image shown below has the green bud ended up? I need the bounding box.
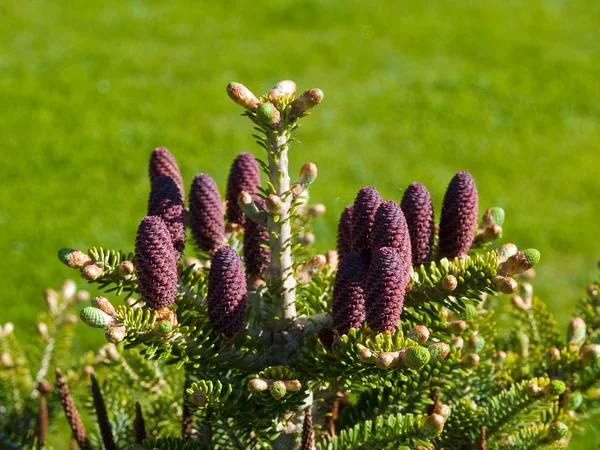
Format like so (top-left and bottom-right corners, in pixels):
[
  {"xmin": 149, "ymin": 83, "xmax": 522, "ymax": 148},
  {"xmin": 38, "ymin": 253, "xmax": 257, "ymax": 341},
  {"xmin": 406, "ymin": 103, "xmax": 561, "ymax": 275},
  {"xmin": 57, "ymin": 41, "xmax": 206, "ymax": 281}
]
[
  {"xmin": 428, "ymin": 343, "xmax": 450, "ymax": 363},
  {"xmin": 256, "ymin": 102, "xmax": 280, "ymax": 128},
  {"xmin": 522, "ymin": 248, "xmax": 541, "ymax": 267},
  {"xmin": 157, "ymin": 320, "xmax": 172, "ymax": 334},
  {"xmin": 466, "ymin": 335, "xmax": 485, "ymax": 353},
  {"xmin": 405, "ymin": 346, "xmax": 431, "ymax": 369},
  {"xmin": 270, "ymin": 380, "xmax": 287, "ymax": 400},
  {"xmin": 80, "ymin": 307, "xmax": 115, "ymax": 329},
  {"xmin": 548, "ymin": 421, "xmax": 569, "ymax": 440},
  {"xmin": 545, "ymin": 380, "xmax": 566, "ymax": 397},
  {"xmin": 461, "ymin": 304, "xmax": 478, "ymax": 320},
  {"xmin": 419, "ymin": 413, "xmax": 445, "ymax": 438},
  {"xmin": 567, "ymin": 391, "xmax": 584, "ymax": 411},
  {"xmin": 490, "ymin": 207, "xmax": 505, "ymax": 226}
]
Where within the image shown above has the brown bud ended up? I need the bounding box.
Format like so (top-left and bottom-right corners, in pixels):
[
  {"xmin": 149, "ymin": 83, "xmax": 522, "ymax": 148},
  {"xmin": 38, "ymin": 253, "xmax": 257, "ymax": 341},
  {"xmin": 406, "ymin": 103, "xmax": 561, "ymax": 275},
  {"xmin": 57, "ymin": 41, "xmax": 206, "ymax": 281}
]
[
  {"xmin": 494, "ymin": 276, "xmax": 518, "ymax": 294},
  {"xmin": 37, "ymin": 322, "xmax": 49, "ymax": 340},
  {"xmin": 448, "ymin": 320, "xmax": 467, "ymax": 335},
  {"xmin": 548, "ymin": 347, "xmax": 561, "ymax": 361},
  {"xmin": 82, "ymin": 264, "xmax": 104, "ymax": 281},
  {"xmin": 267, "ymin": 80, "xmax": 296, "ymax": 101},
  {"xmin": 226, "ymin": 82, "xmax": 260, "ymax": 110},
  {"xmin": 462, "ymin": 353, "xmax": 480, "ymax": 367},
  {"xmin": 92, "ymin": 296, "xmax": 117, "ymax": 317},
  {"xmin": 376, "ymin": 351, "xmax": 400, "ymax": 369},
  {"xmin": 284, "ymin": 380, "xmax": 302, "ymax": 392},
  {"xmin": 451, "ymin": 336, "xmax": 464, "ymax": 349},
  {"xmin": 496, "ymin": 243, "xmax": 518, "ymax": 263},
  {"xmin": 248, "ymin": 378, "xmax": 269, "ymax": 392},
  {"xmin": 407, "ymin": 325, "xmax": 430, "ymax": 344},
  {"xmin": 58, "ymin": 248, "xmax": 93, "ymax": 269},
  {"xmin": 118, "ymin": 261, "xmax": 135, "ymax": 276},
  {"xmin": 442, "ymin": 275, "xmax": 458, "ymax": 291},
  {"xmin": 266, "ymin": 194, "xmax": 285, "ymax": 215},
  {"xmin": 105, "ymin": 326, "xmax": 127, "ymax": 344},
  {"xmin": 326, "ymin": 250, "xmax": 339, "ymax": 268}
]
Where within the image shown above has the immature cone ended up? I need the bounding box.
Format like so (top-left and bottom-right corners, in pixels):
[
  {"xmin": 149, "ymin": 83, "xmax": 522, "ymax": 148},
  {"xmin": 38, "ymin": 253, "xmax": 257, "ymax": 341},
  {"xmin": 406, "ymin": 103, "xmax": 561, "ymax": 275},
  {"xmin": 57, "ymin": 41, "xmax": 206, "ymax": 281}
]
[
  {"xmin": 58, "ymin": 248, "xmax": 93, "ymax": 268},
  {"xmin": 371, "ymin": 200, "xmax": 412, "ymax": 263},
  {"xmin": 351, "ymin": 186, "xmax": 383, "ymax": 262},
  {"xmin": 189, "ymin": 173, "xmax": 226, "ymax": 253},
  {"xmin": 148, "ymin": 175, "xmax": 186, "ymax": 257},
  {"xmin": 207, "ymin": 246, "xmax": 248, "ymax": 337},
  {"xmin": 438, "ymin": 171, "xmax": 479, "ymax": 259},
  {"xmin": 365, "ymin": 247, "xmax": 411, "ymax": 333},
  {"xmin": 401, "ymin": 182, "xmax": 435, "ymax": 266},
  {"xmin": 332, "ymin": 252, "xmax": 367, "ymax": 334},
  {"xmin": 90, "ymin": 375, "xmax": 117, "ymax": 450},
  {"xmin": 300, "ymin": 408, "xmax": 314, "ymax": 450},
  {"xmin": 243, "ymin": 197, "xmax": 270, "ymax": 279},
  {"xmin": 226, "ymin": 153, "xmax": 261, "ymax": 226},
  {"xmin": 148, "ymin": 147, "xmax": 185, "ymax": 200},
  {"xmin": 227, "ymin": 82, "xmax": 260, "ymax": 110},
  {"xmin": 289, "ymin": 88, "xmax": 324, "ymax": 119},
  {"xmin": 336, "ymin": 205, "xmax": 354, "ymax": 260},
  {"xmin": 135, "ymin": 216, "xmax": 179, "ymax": 309},
  {"xmin": 56, "ymin": 368, "xmax": 92, "ymax": 450}
]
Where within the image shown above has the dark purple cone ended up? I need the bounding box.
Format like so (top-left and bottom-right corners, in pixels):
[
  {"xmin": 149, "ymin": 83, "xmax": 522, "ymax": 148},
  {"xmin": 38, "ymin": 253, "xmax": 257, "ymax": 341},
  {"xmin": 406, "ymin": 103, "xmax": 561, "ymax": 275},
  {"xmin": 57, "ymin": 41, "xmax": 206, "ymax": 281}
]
[
  {"xmin": 401, "ymin": 182, "xmax": 435, "ymax": 267},
  {"xmin": 371, "ymin": 200, "xmax": 412, "ymax": 263},
  {"xmin": 336, "ymin": 205, "xmax": 354, "ymax": 260},
  {"xmin": 207, "ymin": 246, "xmax": 248, "ymax": 337},
  {"xmin": 332, "ymin": 252, "xmax": 367, "ymax": 334},
  {"xmin": 149, "ymin": 147, "xmax": 185, "ymax": 200},
  {"xmin": 135, "ymin": 216, "xmax": 179, "ymax": 309},
  {"xmin": 189, "ymin": 173, "xmax": 225, "ymax": 254},
  {"xmin": 243, "ymin": 197, "xmax": 270, "ymax": 279},
  {"xmin": 148, "ymin": 175, "xmax": 186, "ymax": 258},
  {"xmin": 438, "ymin": 171, "xmax": 479, "ymax": 259},
  {"xmin": 365, "ymin": 247, "xmax": 410, "ymax": 333},
  {"xmin": 317, "ymin": 328, "xmax": 335, "ymax": 350},
  {"xmin": 351, "ymin": 186, "xmax": 382, "ymax": 262},
  {"xmin": 226, "ymin": 152, "xmax": 261, "ymax": 226}
]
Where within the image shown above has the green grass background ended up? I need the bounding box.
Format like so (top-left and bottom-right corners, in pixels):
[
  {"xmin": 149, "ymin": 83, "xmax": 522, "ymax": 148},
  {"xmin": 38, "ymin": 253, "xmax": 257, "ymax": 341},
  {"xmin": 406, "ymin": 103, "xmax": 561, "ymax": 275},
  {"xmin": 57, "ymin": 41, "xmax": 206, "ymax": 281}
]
[{"xmin": 1, "ymin": 0, "xmax": 599, "ymax": 445}]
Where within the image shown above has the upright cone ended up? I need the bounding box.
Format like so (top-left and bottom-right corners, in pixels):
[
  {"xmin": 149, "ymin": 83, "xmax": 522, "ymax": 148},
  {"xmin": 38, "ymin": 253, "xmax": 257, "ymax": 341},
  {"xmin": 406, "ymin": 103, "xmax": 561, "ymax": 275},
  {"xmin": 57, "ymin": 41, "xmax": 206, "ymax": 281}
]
[
  {"xmin": 401, "ymin": 182, "xmax": 435, "ymax": 266},
  {"xmin": 371, "ymin": 200, "xmax": 412, "ymax": 263},
  {"xmin": 148, "ymin": 175, "xmax": 186, "ymax": 257},
  {"xmin": 332, "ymin": 252, "xmax": 367, "ymax": 334},
  {"xmin": 148, "ymin": 147, "xmax": 185, "ymax": 200},
  {"xmin": 189, "ymin": 173, "xmax": 225, "ymax": 253},
  {"xmin": 226, "ymin": 153, "xmax": 261, "ymax": 227},
  {"xmin": 243, "ymin": 197, "xmax": 270, "ymax": 279},
  {"xmin": 336, "ymin": 205, "xmax": 354, "ymax": 260},
  {"xmin": 351, "ymin": 186, "xmax": 382, "ymax": 263}
]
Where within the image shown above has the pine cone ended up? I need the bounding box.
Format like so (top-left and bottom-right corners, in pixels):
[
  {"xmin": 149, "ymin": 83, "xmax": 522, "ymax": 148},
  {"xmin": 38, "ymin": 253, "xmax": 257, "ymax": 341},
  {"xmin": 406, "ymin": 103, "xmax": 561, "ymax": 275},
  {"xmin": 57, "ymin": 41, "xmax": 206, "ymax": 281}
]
[
  {"xmin": 371, "ymin": 200, "xmax": 412, "ymax": 263},
  {"xmin": 189, "ymin": 173, "xmax": 225, "ymax": 253},
  {"xmin": 351, "ymin": 186, "xmax": 382, "ymax": 263},
  {"xmin": 226, "ymin": 152, "xmax": 261, "ymax": 226},
  {"xmin": 56, "ymin": 368, "xmax": 91, "ymax": 450},
  {"xmin": 135, "ymin": 216, "xmax": 179, "ymax": 309},
  {"xmin": 401, "ymin": 182, "xmax": 435, "ymax": 266},
  {"xmin": 148, "ymin": 175, "xmax": 186, "ymax": 257},
  {"xmin": 336, "ymin": 204, "xmax": 354, "ymax": 260},
  {"xmin": 332, "ymin": 252, "xmax": 367, "ymax": 334},
  {"xmin": 438, "ymin": 171, "xmax": 478, "ymax": 259},
  {"xmin": 148, "ymin": 147, "xmax": 185, "ymax": 200},
  {"xmin": 207, "ymin": 246, "xmax": 248, "ymax": 337},
  {"xmin": 243, "ymin": 196, "xmax": 270, "ymax": 279},
  {"xmin": 365, "ymin": 247, "xmax": 410, "ymax": 333}
]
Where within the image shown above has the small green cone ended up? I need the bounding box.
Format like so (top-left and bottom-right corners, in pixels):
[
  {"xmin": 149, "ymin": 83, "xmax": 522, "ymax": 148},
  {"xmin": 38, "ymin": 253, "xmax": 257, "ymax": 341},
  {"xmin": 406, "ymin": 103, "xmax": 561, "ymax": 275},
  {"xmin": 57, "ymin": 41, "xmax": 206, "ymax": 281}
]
[
  {"xmin": 490, "ymin": 207, "xmax": 505, "ymax": 226},
  {"xmin": 428, "ymin": 343, "xmax": 450, "ymax": 363},
  {"xmin": 546, "ymin": 380, "xmax": 566, "ymax": 397},
  {"xmin": 405, "ymin": 346, "xmax": 431, "ymax": 369},
  {"xmin": 256, "ymin": 102, "xmax": 280, "ymax": 127},
  {"xmin": 80, "ymin": 307, "xmax": 114, "ymax": 329},
  {"xmin": 270, "ymin": 380, "xmax": 287, "ymax": 400},
  {"xmin": 157, "ymin": 320, "xmax": 172, "ymax": 334},
  {"xmin": 522, "ymin": 248, "xmax": 541, "ymax": 267}
]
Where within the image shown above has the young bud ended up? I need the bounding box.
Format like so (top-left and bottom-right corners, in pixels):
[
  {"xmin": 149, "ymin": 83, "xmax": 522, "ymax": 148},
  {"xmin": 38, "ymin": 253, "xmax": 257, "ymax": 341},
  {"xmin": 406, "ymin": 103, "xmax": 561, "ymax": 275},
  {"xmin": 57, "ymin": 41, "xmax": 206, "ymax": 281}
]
[
  {"xmin": 301, "ymin": 232, "xmax": 316, "ymax": 246},
  {"xmin": 80, "ymin": 307, "xmax": 115, "ymax": 329},
  {"xmin": 336, "ymin": 205, "xmax": 354, "ymax": 260},
  {"xmin": 419, "ymin": 413, "xmax": 445, "ymax": 438},
  {"xmin": 376, "ymin": 351, "xmax": 400, "ymax": 369},
  {"xmin": 545, "ymin": 380, "xmax": 566, "ymax": 397},
  {"xmin": 226, "ymin": 82, "xmax": 260, "ymax": 110},
  {"xmin": 500, "ymin": 249, "xmax": 541, "ymax": 276},
  {"xmin": 520, "ymin": 282, "xmax": 533, "ymax": 299},
  {"xmin": 270, "ymin": 380, "xmax": 287, "ymax": 400},
  {"xmin": 105, "ymin": 326, "xmax": 127, "ymax": 344},
  {"xmin": 189, "ymin": 391, "xmax": 208, "ymax": 407},
  {"xmin": 45, "ymin": 289, "xmax": 58, "ymax": 312},
  {"xmin": 401, "ymin": 182, "xmax": 435, "ymax": 266},
  {"xmin": 118, "ymin": 261, "xmax": 135, "ymax": 277},
  {"xmin": 326, "ymin": 250, "xmax": 338, "ymax": 268},
  {"xmin": 568, "ymin": 317, "xmax": 586, "ymax": 346},
  {"xmin": 207, "ymin": 246, "xmax": 247, "ymax": 337},
  {"xmin": 448, "ymin": 320, "xmax": 467, "ymax": 335},
  {"xmin": 428, "ymin": 343, "xmax": 450, "ymax": 363},
  {"xmin": 496, "ymin": 243, "xmax": 518, "ymax": 263},
  {"xmin": 148, "ymin": 147, "xmax": 185, "ymax": 200},
  {"xmin": 548, "ymin": 422, "xmax": 569, "ymax": 440},
  {"xmin": 307, "ymin": 203, "xmax": 326, "ymax": 216},
  {"xmin": 284, "ymin": 380, "xmax": 302, "ymax": 392},
  {"xmin": 82, "ymin": 264, "xmax": 104, "ymax": 281},
  {"xmin": 226, "ymin": 153, "xmax": 261, "ymax": 227},
  {"xmin": 58, "ymin": 248, "xmax": 93, "ymax": 269},
  {"xmin": 442, "ymin": 275, "xmax": 458, "ymax": 291},
  {"xmin": 466, "ymin": 335, "xmax": 486, "ymax": 353},
  {"xmin": 289, "ymin": 88, "xmax": 324, "ymax": 119},
  {"xmin": 407, "ymin": 325, "xmax": 430, "ymax": 344},
  {"xmin": 92, "ymin": 296, "xmax": 117, "ymax": 317},
  {"xmin": 511, "ymin": 295, "xmax": 531, "ymax": 310},
  {"xmin": 357, "ymin": 344, "xmax": 375, "ymax": 363},
  {"xmin": 157, "ymin": 320, "xmax": 172, "ymax": 335},
  {"xmin": 188, "ymin": 173, "xmax": 226, "ymax": 254},
  {"xmin": 581, "ymin": 344, "xmax": 600, "ymax": 364},
  {"xmin": 256, "ymin": 102, "xmax": 281, "ymax": 128},
  {"xmin": 267, "ymin": 80, "xmax": 296, "ymax": 101},
  {"xmin": 292, "ymin": 162, "xmax": 318, "ymax": 197},
  {"xmin": 462, "ymin": 353, "xmax": 480, "ymax": 367},
  {"xmin": 494, "ymin": 276, "xmax": 518, "ymax": 294},
  {"xmin": 481, "ymin": 207, "xmax": 505, "ymax": 227},
  {"xmin": 461, "ymin": 304, "xmax": 478, "ymax": 320},
  {"xmin": 37, "ymin": 322, "xmax": 49, "ymax": 340},
  {"xmin": 266, "ymin": 194, "xmax": 285, "ymax": 215},
  {"xmin": 481, "ymin": 224, "xmax": 502, "ymax": 242},
  {"xmin": 548, "ymin": 347, "xmax": 561, "ymax": 361},
  {"xmin": 496, "ymin": 351, "xmax": 507, "ymax": 362},
  {"xmin": 248, "ymin": 378, "xmax": 269, "ymax": 392},
  {"xmin": 405, "ymin": 346, "xmax": 431, "ymax": 369},
  {"xmin": 452, "ymin": 336, "xmax": 464, "ymax": 349},
  {"xmin": 439, "ymin": 171, "xmax": 479, "ymax": 259}
]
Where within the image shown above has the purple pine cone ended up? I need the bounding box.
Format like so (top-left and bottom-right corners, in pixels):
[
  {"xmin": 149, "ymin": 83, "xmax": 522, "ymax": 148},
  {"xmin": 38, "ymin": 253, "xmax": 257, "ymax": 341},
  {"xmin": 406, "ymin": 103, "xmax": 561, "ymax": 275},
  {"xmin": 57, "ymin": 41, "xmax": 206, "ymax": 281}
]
[
  {"xmin": 135, "ymin": 216, "xmax": 179, "ymax": 309},
  {"xmin": 401, "ymin": 182, "xmax": 435, "ymax": 267},
  {"xmin": 243, "ymin": 197, "xmax": 270, "ymax": 279},
  {"xmin": 438, "ymin": 171, "xmax": 479, "ymax": 259},
  {"xmin": 371, "ymin": 200, "xmax": 412, "ymax": 263},
  {"xmin": 226, "ymin": 152, "xmax": 261, "ymax": 226},
  {"xmin": 149, "ymin": 147, "xmax": 185, "ymax": 200},
  {"xmin": 332, "ymin": 252, "xmax": 367, "ymax": 334},
  {"xmin": 189, "ymin": 173, "xmax": 225, "ymax": 254},
  {"xmin": 207, "ymin": 246, "xmax": 248, "ymax": 337},
  {"xmin": 148, "ymin": 175, "xmax": 186, "ymax": 258},
  {"xmin": 336, "ymin": 205, "xmax": 354, "ymax": 260},
  {"xmin": 351, "ymin": 186, "xmax": 382, "ymax": 262},
  {"xmin": 365, "ymin": 247, "xmax": 410, "ymax": 333}
]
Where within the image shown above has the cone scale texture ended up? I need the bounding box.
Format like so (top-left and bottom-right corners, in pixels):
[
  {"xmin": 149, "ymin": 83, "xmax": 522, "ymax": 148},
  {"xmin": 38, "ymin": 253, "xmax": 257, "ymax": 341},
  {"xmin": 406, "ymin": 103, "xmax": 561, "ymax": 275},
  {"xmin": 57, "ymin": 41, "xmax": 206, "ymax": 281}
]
[
  {"xmin": 207, "ymin": 246, "xmax": 248, "ymax": 337},
  {"xmin": 371, "ymin": 200, "xmax": 412, "ymax": 263},
  {"xmin": 336, "ymin": 204, "xmax": 354, "ymax": 260},
  {"xmin": 148, "ymin": 175, "xmax": 186, "ymax": 257},
  {"xmin": 135, "ymin": 216, "xmax": 179, "ymax": 309},
  {"xmin": 189, "ymin": 173, "xmax": 226, "ymax": 254},
  {"xmin": 243, "ymin": 196, "xmax": 270, "ymax": 279},
  {"xmin": 401, "ymin": 182, "xmax": 435, "ymax": 267},
  {"xmin": 438, "ymin": 171, "xmax": 479, "ymax": 259},
  {"xmin": 56, "ymin": 368, "xmax": 92, "ymax": 450},
  {"xmin": 149, "ymin": 147, "xmax": 185, "ymax": 200},
  {"xmin": 332, "ymin": 252, "xmax": 367, "ymax": 334},
  {"xmin": 365, "ymin": 247, "xmax": 411, "ymax": 333},
  {"xmin": 226, "ymin": 152, "xmax": 261, "ymax": 226},
  {"xmin": 351, "ymin": 186, "xmax": 382, "ymax": 262}
]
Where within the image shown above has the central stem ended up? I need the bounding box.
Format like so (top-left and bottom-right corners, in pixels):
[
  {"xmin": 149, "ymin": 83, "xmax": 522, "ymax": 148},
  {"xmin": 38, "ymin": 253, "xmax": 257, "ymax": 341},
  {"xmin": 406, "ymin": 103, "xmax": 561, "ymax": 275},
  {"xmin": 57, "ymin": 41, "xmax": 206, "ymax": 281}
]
[{"xmin": 266, "ymin": 128, "xmax": 297, "ymax": 325}]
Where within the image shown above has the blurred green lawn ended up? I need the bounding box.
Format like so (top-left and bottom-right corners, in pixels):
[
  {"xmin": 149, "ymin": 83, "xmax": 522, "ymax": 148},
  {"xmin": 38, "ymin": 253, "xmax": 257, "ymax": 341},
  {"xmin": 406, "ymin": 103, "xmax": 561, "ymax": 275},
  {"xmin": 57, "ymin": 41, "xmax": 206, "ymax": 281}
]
[{"xmin": 1, "ymin": 0, "xmax": 599, "ymax": 445}]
